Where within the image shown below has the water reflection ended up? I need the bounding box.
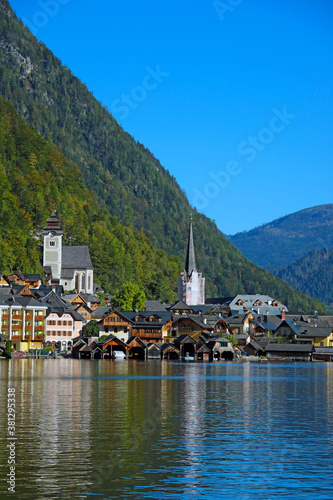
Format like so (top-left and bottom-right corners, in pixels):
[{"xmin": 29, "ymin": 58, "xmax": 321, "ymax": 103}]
[{"xmin": 1, "ymin": 360, "xmax": 333, "ymax": 499}]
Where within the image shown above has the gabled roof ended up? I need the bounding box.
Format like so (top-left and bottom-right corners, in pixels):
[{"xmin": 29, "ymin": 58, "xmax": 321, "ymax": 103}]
[
  {"xmin": 62, "ymin": 246, "xmax": 93, "ymax": 270},
  {"xmin": 91, "ymin": 306, "xmax": 111, "ymax": 319},
  {"xmin": 127, "ymin": 336, "xmax": 146, "ymax": 348},
  {"xmin": 174, "ymin": 334, "xmax": 196, "ymax": 345},
  {"xmin": 169, "ymin": 300, "xmax": 193, "ymax": 311},
  {"xmin": 144, "ymin": 300, "xmax": 168, "ymax": 312},
  {"xmin": 160, "ymin": 343, "xmax": 180, "ymax": 353},
  {"xmin": 275, "ymin": 320, "xmax": 301, "ymax": 335},
  {"xmin": 297, "ymin": 327, "xmax": 332, "ymax": 338}
]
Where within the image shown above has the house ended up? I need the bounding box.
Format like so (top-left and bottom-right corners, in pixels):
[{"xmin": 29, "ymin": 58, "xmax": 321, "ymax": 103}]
[
  {"xmin": 43, "ymin": 212, "xmax": 94, "ymax": 294},
  {"xmin": 160, "ymin": 343, "xmax": 180, "ymax": 360},
  {"xmin": 119, "ymin": 311, "xmax": 172, "ymax": 343},
  {"xmin": 100, "ymin": 310, "xmax": 132, "ymax": 343},
  {"xmin": 225, "ymin": 312, "xmax": 254, "ymax": 335},
  {"xmin": 74, "ymin": 303, "xmax": 92, "ymax": 322},
  {"xmin": 265, "ymin": 343, "xmax": 313, "ymax": 361},
  {"xmin": 273, "ymin": 320, "xmax": 301, "ymax": 340},
  {"xmin": 243, "ymin": 341, "xmax": 265, "ymax": 357},
  {"xmin": 96, "ymin": 335, "xmax": 128, "ymax": 359},
  {"xmin": 45, "ymin": 308, "xmax": 84, "ymax": 351},
  {"xmin": 127, "ymin": 337, "xmax": 146, "ymax": 360},
  {"xmin": 171, "ymin": 314, "xmax": 213, "ymax": 339},
  {"xmin": 169, "ymin": 300, "xmax": 196, "ymax": 315},
  {"xmin": 0, "ymin": 275, "xmax": 10, "ymax": 287},
  {"xmin": 206, "ymin": 337, "xmax": 235, "ymax": 360},
  {"xmin": 0, "ymin": 296, "xmax": 48, "ymax": 351},
  {"xmin": 174, "ymin": 334, "xmax": 197, "ymax": 358},
  {"xmin": 146, "ymin": 342, "xmax": 162, "ymax": 359},
  {"xmin": 295, "ymin": 326, "xmax": 333, "ymax": 347}
]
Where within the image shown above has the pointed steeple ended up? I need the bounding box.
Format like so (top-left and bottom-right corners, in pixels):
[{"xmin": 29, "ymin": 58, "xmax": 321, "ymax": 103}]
[{"xmin": 185, "ymin": 216, "xmax": 197, "ymax": 276}]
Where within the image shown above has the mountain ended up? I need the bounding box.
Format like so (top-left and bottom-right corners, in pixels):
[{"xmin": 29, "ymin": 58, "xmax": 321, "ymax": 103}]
[
  {"xmin": 276, "ymin": 248, "xmax": 333, "ymax": 308},
  {"xmin": 229, "ymin": 204, "xmax": 333, "ymax": 270},
  {"xmin": 0, "ymin": 0, "xmax": 329, "ymax": 314},
  {"xmin": 0, "ymin": 95, "xmax": 181, "ymax": 301}
]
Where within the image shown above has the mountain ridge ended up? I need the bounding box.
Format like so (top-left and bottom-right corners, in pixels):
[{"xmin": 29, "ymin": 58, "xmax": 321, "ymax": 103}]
[
  {"xmin": 0, "ymin": 0, "xmax": 329, "ymax": 314},
  {"xmin": 230, "ymin": 204, "xmax": 333, "ymax": 269}
]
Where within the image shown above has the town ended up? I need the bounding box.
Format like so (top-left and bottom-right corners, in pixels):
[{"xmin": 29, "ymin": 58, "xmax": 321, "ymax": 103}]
[{"xmin": 1, "ymin": 213, "xmax": 332, "ymax": 363}]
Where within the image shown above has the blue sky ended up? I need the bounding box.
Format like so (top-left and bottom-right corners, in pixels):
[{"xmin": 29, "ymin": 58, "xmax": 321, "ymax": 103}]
[{"xmin": 9, "ymin": 0, "xmax": 333, "ymax": 235}]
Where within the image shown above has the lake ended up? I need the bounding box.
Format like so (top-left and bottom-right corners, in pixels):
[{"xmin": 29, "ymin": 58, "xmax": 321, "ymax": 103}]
[{"xmin": 1, "ymin": 359, "xmax": 333, "ymax": 499}]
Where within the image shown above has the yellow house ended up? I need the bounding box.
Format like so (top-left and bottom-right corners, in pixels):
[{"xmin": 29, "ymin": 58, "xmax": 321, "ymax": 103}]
[
  {"xmin": 0, "ymin": 296, "xmax": 47, "ymax": 352},
  {"xmin": 296, "ymin": 327, "xmax": 333, "ymax": 347}
]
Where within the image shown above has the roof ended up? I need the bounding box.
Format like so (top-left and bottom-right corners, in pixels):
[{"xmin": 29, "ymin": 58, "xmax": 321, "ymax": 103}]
[
  {"xmin": 23, "ymin": 274, "xmax": 42, "ymax": 281},
  {"xmin": 43, "ymin": 211, "xmax": 64, "ymax": 235},
  {"xmin": 144, "ymin": 300, "xmax": 168, "ymax": 312},
  {"xmin": 297, "ymin": 327, "xmax": 332, "ymax": 338},
  {"xmin": 184, "ymin": 220, "xmax": 197, "ymax": 276},
  {"xmin": 225, "ymin": 313, "xmax": 250, "ymax": 325},
  {"xmin": 62, "ymin": 246, "xmax": 93, "ymax": 270},
  {"xmin": 120, "ymin": 310, "xmax": 171, "ymax": 325},
  {"xmin": 314, "ymin": 347, "xmax": 333, "ymax": 354},
  {"xmin": 265, "ymin": 343, "xmax": 313, "ymax": 352},
  {"xmin": 91, "ymin": 307, "xmax": 111, "ymax": 319},
  {"xmin": 275, "ymin": 320, "xmax": 301, "ymax": 335},
  {"xmin": 169, "ymin": 300, "xmax": 193, "ymax": 311}
]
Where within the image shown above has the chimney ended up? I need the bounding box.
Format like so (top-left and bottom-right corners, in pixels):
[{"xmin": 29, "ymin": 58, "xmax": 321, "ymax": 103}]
[{"xmin": 281, "ymin": 309, "xmax": 285, "ymax": 320}]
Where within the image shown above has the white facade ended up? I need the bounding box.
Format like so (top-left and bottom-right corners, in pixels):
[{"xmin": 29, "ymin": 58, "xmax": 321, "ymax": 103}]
[
  {"xmin": 43, "ymin": 231, "xmax": 63, "ymax": 280},
  {"xmin": 178, "ymin": 271, "xmax": 205, "ymax": 306}
]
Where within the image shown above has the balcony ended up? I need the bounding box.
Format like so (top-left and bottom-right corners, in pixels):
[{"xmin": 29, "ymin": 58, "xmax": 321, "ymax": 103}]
[
  {"xmin": 11, "ymin": 335, "xmax": 21, "ymax": 340},
  {"xmin": 25, "ymin": 325, "xmax": 32, "ymax": 331},
  {"xmin": 34, "ymin": 315, "xmax": 45, "ymax": 321},
  {"xmin": 2, "ymin": 314, "xmax": 9, "ymax": 320},
  {"xmin": 35, "ymin": 325, "xmax": 45, "ymax": 331},
  {"xmin": 12, "ymin": 315, "xmax": 22, "ymax": 320},
  {"xmin": 25, "ymin": 315, "xmax": 33, "ymax": 320},
  {"xmin": 34, "ymin": 335, "xmax": 45, "ymax": 341},
  {"xmin": 136, "ymin": 332, "xmax": 162, "ymax": 340},
  {"xmin": 24, "ymin": 335, "xmax": 31, "ymax": 341},
  {"xmin": 12, "ymin": 325, "xmax": 22, "ymax": 331}
]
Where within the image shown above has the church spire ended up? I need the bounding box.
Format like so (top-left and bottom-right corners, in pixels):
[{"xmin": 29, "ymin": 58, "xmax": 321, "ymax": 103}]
[{"xmin": 184, "ymin": 216, "xmax": 197, "ymax": 276}]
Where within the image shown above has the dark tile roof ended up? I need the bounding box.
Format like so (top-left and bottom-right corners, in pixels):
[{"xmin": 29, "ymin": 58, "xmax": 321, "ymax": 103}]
[
  {"xmin": 62, "ymin": 246, "xmax": 93, "ymax": 269},
  {"xmin": 265, "ymin": 343, "xmax": 313, "ymax": 352},
  {"xmin": 91, "ymin": 307, "xmax": 111, "ymax": 319},
  {"xmin": 121, "ymin": 310, "xmax": 171, "ymax": 325},
  {"xmin": 297, "ymin": 327, "xmax": 332, "ymax": 338},
  {"xmin": 169, "ymin": 300, "xmax": 193, "ymax": 310},
  {"xmin": 314, "ymin": 347, "xmax": 333, "ymax": 354},
  {"xmin": 144, "ymin": 300, "xmax": 168, "ymax": 312}
]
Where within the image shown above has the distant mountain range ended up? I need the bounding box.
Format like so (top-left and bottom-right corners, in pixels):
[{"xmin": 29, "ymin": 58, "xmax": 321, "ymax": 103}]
[
  {"xmin": 230, "ymin": 204, "xmax": 333, "ymax": 270},
  {"xmin": 0, "ymin": 0, "xmax": 329, "ymax": 314},
  {"xmin": 276, "ymin": 248, "xmax": 333, "ymax": 308},
  {"xmin": 229, "ymin": 205, "xmax": 333, "ymax": 307}
]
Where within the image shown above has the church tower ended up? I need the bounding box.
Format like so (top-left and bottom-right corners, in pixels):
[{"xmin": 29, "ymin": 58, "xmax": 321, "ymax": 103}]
[
  {"xmin": 43, "ymin": 211, "xmax": 63, "ymax": 282},
  {"xmin": 178, "ymin": 218, "xmax": 205, "ymax": 305}
]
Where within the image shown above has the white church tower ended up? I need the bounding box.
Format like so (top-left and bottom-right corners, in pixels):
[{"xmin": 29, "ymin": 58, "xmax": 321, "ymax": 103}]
[
  {"xmin": 43, "ymin": 211, "xmax": 63, "ymax": 281},
  {"xmin": 178, "ymin": 217, "xmax": 205, "ymax": 305}
]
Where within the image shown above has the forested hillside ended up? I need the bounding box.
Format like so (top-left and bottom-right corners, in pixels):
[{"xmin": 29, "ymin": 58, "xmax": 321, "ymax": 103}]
[
  {"xmin": 276, "ymin": 248, "xmax": 333, "ymax": 308},
  {"xmin": 0, "ymin": 95, "xmax": 182, "ymax": 301},
  {"xmin": 230, "ymin": 204, "xmax": 333, "ymax": 270},
  {"xmin": 0, "ymin": 0, "xmax": 329, "ymax": 313}
]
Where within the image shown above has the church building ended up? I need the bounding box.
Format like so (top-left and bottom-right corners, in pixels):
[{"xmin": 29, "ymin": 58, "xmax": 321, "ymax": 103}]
[
  {"xmin": 42, "ymin": 212, "xmax": 94, "ymax": 294},
  {"xmin": 178, "ymin": 218, "xmax": 205, "ymax": 305}
]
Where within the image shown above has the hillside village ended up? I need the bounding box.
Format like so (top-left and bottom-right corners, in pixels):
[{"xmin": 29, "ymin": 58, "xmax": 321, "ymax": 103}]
[{"xmin": 1, "ymin": 213, "xmax": 333, "ymax": 362}]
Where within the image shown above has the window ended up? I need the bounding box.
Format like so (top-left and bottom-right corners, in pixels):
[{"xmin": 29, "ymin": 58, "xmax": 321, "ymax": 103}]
[
  {"xmin": 49, "ymin": 241, "xmax": 55, "ymax": 247},
  {"xmin": 63, "ymin": 321, "xmax": 67, "ymax": 326}
]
